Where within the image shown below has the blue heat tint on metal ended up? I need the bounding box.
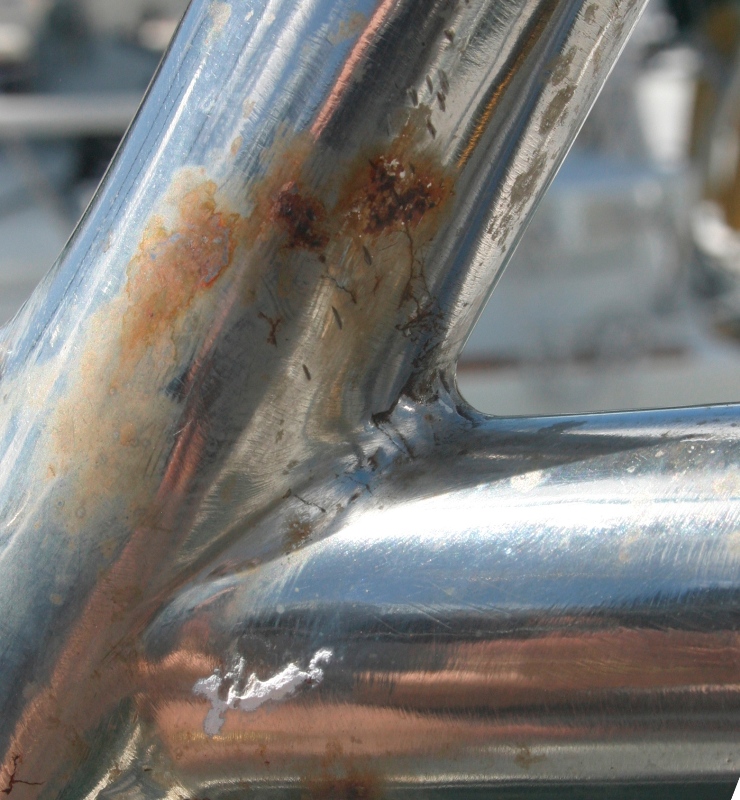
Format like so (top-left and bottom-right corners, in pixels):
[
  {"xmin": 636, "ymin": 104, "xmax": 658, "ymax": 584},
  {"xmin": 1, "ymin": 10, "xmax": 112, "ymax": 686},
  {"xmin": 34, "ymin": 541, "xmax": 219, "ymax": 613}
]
[{"xmin": 0, "ymin": 0, "xmax": 735, "ymax": 797}]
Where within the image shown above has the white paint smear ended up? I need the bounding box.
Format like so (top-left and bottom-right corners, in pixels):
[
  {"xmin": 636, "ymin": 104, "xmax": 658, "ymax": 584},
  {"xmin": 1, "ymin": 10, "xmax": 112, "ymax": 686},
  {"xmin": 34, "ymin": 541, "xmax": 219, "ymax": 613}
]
[{"xmin": 193, "ymin": 648, "xmax": 333, "ymax": 736}]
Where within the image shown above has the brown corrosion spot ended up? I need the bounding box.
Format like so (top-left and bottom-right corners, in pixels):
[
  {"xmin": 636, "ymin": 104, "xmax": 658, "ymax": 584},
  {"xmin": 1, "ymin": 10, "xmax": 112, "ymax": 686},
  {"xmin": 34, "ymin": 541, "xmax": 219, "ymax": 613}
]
[
  {"xmin": 272, "ymin": 181, "xmax": 329, "ymax": 250},
  {"xmin": 284, "ymin": 517, "xmax": 313, "ymax": 553},
  {"xmin": 550, "ymin": 45, "xmax": 576, "ymax": 86},
  {"xmin": 514, "ymin": 743, "xmax": 546, "ymax": 769},
  {"xmin": 584, "ymin": 2, "xmax": 598, "ymax": 23},
  {"xmin": 540, "ymin": 85, "xmax": 575, "ymax": 134},
  {"xmin": 122, "ymin": 181, "xmax": 240, "ymax": 365},
  {"xmin": 301, "ymin": 742, "xmax": 382, "ymax": 800},
  {"xmin": 301, "ymin": 769, "xmax": 382, "ymax": 800},
  {"xmin": 345, "ymin": 156, "xmax": 446, "ymax": 236},
  {"xmin": 257, "ymin": 741, "xmax": 271, "ymax": 767},
  {"xmin": 509, "ymin": 152, "xmax": 547, "ymax": 210},
  {"xmin": 119, "ymin": 422, "xmax": 138, "ymax": 447}
]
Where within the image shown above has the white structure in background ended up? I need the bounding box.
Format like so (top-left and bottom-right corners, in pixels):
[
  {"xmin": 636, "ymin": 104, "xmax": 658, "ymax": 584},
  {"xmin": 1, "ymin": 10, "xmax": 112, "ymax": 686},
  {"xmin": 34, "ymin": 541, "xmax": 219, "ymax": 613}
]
[
  {"xmin": 0, "ymin": 0, "xmax": 49, "ymax": 64},
  {"xmin": 458, "ymin": 0, "xmax": 740, "ymax": 414}
]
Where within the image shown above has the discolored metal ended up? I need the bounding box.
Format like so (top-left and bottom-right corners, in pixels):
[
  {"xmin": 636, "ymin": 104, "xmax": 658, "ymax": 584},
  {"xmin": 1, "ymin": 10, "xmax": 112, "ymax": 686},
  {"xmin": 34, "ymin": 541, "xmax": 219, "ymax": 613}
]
[{"xmin": 0, "ymin": 0, "xmax": 736, "ymax": 798}]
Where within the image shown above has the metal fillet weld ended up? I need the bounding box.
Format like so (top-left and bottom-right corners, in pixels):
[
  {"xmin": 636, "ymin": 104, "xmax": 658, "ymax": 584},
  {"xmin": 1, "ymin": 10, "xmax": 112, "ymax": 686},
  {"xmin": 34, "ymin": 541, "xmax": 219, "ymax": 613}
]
[{"xmin": 193, "ymin": 649, "xmax": 333, "ymax": 736}]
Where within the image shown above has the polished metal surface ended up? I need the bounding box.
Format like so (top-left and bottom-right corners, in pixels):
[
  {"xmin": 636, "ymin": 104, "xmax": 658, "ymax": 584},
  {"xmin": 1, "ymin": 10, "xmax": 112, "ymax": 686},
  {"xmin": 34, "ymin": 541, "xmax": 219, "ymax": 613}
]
[{"xmin": 0, "ymin": 0, "xmax": 735, "ymax": 797}]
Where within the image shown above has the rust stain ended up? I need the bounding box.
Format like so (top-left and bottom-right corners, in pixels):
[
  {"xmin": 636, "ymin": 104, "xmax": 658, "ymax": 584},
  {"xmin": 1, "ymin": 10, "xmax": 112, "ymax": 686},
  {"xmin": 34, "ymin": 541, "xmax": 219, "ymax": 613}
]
[
  {"xmin": 301, "ymin": 767, "xmax": 382, "ymax": 799},
  {"xmin": 343, "ymin": 155, "xmax": 447, "ymax": 236},
  {"xmin": 257, "ymin": 741, "xmax": 271, "ymax": 767},
  {"xmin": 121, "ymin": 180, "xmax": 241, "ymax": 370},
  {"xmin": 327, "ymin": 11, "xmax": 368, "ymax": 46},
  {"xmin": 514, "ymin": 743, "xmax": 546, "ymax": 769},
  {"xmin": 283, "ymin": 517, "xmax": 313, "ymax": 553},
  {"xmin": 231, "ymin": 135, "xmax": 243, "ymax": 156},
  {"xmin": 301, "ymin": 741, "xmax": 383, "ymax": 800},
  {"xmin": 119, "ymin": 422, "xmax": 139, "ymax": 448},
  {"xmin": 18, "ymin": 177, "xmax": 247, "ymax": 796},
  {"xmin": 271, "ymin": 181, "xmax": 329, "ymax": 250},
  {"xmin": 539, "ymin": 85, "xmax": 575, "ymax": 134},
  {"xmin": 550, "ymin": 45, "xmax": 576, "ymax": 86},
  {"xmin": 509, "ymin": 151, "xmax": 547, "ymax": 209}
]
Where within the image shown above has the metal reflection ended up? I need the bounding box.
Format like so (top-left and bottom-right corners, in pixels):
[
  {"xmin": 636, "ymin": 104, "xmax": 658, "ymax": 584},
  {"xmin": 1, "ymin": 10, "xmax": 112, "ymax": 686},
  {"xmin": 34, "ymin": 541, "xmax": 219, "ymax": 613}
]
[{"xmin": 0, "ymin": 0, "xmax": 735, "ymax": 798}]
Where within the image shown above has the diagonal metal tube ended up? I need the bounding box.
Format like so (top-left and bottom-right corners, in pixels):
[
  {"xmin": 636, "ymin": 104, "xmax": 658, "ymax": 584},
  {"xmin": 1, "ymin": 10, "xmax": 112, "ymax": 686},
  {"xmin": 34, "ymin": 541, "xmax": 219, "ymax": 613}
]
[{"xmin": 0, "ymin": 0, "xmax": 736, "ymax": 796}]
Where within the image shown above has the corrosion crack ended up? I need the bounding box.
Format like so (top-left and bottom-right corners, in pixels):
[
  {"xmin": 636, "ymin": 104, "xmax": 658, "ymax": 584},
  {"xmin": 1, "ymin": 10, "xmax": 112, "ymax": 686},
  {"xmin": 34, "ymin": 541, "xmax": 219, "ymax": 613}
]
[
  {"xmin": 2, "ymin": 755, "xmax": 44, "ymax": 796},
  {"xmin": 371, "ymin": 409, "xmax": 415, "ymax": 459},
  {"xmin": 285, "ymin": 488, "xmax": 326, "ymax": 514},
  {"xmin": 322, "ymin": 273, "xmax": 358, "ymax": 304},
  {"xmin": 257, "ymin": 311, "xmax": 283, "ymax": 346}
]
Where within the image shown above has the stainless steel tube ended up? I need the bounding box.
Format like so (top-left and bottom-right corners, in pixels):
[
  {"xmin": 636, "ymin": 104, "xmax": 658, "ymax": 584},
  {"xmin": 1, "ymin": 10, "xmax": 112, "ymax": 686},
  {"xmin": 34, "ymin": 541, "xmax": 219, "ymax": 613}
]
[{"xmin": 0, "ymin": 0, "xmax": 735, "ymax": 797}]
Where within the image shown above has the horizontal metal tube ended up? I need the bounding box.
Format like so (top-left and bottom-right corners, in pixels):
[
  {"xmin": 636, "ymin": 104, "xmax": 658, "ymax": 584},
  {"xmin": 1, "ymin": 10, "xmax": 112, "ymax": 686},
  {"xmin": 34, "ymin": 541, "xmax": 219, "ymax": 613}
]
[{"xmin": 142, "ymin": 402, "xmax": 739, "ymax": 790}]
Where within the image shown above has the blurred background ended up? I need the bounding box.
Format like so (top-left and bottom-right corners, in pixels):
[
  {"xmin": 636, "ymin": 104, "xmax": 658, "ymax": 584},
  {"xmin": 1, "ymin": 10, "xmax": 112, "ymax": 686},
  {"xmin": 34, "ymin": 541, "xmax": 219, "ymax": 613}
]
[{"xmin": 2, "ymin": 0, "xmax": 740, "ymax": 415}]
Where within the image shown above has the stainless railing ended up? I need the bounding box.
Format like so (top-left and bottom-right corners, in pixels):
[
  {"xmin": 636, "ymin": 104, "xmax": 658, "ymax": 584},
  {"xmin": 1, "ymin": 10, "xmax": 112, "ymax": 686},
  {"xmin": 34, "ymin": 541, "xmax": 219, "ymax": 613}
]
[{"xmin": 0, "ymin": 0, "xmax": 736, "ymax": 797}]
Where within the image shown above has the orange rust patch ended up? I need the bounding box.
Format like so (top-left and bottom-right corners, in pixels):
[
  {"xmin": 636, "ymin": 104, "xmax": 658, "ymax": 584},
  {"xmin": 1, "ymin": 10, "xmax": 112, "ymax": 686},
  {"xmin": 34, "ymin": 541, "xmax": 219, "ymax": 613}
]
[
  {"xmin": 119, "ymin": 422, "xmax": 138, "ymax": 447},
  {"xmin": 121, "ymin": 181, "xmax": 241, "ymax": 367},
  {"xmin": 231, "ymin": 135, "xmax": 243, "ymax": 156},
  {"xmin": 344, "ymin": 156, "xmax": 446, "ymax": 236},
  {"xmin": 271, "ymin": 181, "xmax": 329, "ymax": 250}
]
